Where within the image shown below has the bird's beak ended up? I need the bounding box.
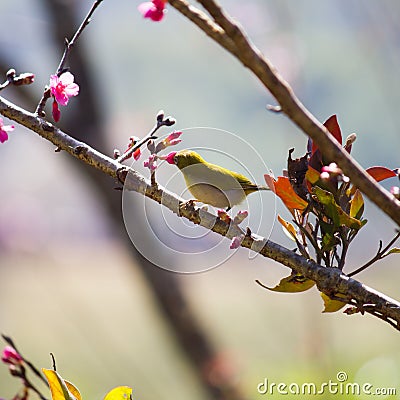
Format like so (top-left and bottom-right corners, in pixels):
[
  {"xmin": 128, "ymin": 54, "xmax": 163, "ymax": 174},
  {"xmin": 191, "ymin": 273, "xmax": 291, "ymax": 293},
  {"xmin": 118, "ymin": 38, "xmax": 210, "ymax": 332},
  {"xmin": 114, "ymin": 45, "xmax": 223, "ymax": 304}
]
[{"xmin": 164, "ymin": 151, "xmax": 177, "ymax": 165}]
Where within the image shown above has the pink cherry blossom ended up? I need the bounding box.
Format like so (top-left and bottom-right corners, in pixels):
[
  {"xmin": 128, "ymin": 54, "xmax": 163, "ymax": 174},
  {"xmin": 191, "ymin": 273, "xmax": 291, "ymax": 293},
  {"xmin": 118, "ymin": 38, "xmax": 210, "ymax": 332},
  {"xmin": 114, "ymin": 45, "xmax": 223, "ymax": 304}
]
[
  {"xmin": 138, "ymin": 0, "xmax": 167, "ymax": 22},
  {"xmin": 0, "ymin": 118, "xmax": 15, "ymax": 143},
  {"xmin": 1, "ymin": 346, "xmax": 22, "ymax": 365},
  {"xmin": 50, "ymin": 72, "xmax": 79, "ymax": 106}
]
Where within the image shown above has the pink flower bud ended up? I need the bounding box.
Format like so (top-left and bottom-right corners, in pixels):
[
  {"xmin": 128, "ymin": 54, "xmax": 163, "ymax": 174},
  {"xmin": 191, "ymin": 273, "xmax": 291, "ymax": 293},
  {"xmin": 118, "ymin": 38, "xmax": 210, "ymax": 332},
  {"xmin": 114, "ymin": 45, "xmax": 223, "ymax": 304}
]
[
  {"xmin": 164, "ymin": 131, "xmax": 183, "ymax": 146},
  {"xmin": 52, "ymin": 99, "xmax": 61, "ymax": 122},
  {"xmin": 144, "ymin": 154, "xmax": 158, "ymax": 171},
  {"xmin": 233, "ymin": 210, "xmax": 248, "ymax": 225},
  {"xmin": 391, "ymin": 186, "xmax": 400, "ymax": 199},
  {"xmin": 321, "ymin": 163, "xmax": 342, "ymax": 175},
  {"xmin": 1, "ymin": 346, "xmax": 22, "ymax": 365},
  {"xmin": 320, "ymin": 171, "xmax": 330, "ymax": 180},
  {"xmin": 133, "ymin": 148, "xmax": 141, "ymax": 161},
  {"xmin": 0, "ymin": 118, "xmax": 14, "ymax": 143},
  {"xmin": 13, "ymin": 72, "xmax": 35, "ymax": 86},
  {"xmin": 217, "ymin": 210, "xmax": 231, "ymax": 224},
  {"xmin": 230, "ymin": 234, "xmax": 244, "ymax": 249}
]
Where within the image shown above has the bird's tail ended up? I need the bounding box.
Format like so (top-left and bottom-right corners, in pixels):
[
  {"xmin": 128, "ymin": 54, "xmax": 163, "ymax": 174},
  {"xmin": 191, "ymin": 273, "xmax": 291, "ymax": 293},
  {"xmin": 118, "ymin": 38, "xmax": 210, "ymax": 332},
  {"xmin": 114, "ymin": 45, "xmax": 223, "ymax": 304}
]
[{"xmin": 257, "ymin": 185, "xmax": 270, "ymax": 191}]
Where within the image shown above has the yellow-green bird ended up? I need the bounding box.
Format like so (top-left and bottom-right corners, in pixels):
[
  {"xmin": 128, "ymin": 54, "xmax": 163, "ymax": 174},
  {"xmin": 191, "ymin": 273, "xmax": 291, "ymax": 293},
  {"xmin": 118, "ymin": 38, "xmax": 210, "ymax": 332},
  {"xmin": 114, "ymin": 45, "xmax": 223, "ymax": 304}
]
[{"xmin": 165, "ymin": 150, "xmax": 269, "ymax": 210}]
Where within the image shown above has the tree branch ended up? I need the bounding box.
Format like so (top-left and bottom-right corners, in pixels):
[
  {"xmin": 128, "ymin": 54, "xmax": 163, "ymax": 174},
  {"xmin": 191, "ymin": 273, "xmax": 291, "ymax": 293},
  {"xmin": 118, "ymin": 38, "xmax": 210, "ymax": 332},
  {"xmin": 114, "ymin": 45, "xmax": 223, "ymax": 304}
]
[
  {"xmin": 168, "ymin": 0, "xmax": 400, "ymax": 226},
  {"xmin": 1, "ymin": 95, "xmax": 400, "ymax": 331}
]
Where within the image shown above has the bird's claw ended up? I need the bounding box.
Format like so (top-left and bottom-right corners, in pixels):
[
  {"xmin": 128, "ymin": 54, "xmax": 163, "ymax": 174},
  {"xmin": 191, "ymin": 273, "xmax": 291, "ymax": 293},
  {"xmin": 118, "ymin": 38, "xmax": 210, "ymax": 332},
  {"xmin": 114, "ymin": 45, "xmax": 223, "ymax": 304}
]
[{"xmin": 179, "ymin": 199, "xmax": 199, "ymax": 215}]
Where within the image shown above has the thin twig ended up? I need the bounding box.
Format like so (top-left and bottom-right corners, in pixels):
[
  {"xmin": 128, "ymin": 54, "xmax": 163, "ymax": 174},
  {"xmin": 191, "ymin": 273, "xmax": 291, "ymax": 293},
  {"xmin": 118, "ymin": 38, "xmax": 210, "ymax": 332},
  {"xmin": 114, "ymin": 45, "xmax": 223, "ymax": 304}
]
[
  {"xmin": 2, "ymin": 334, "xmax": 48, "ymax": 386},
  {"xmin": 2, "ymin": 335, "xmax": 49, "ymax": 400},
  {"xmin": 117, "ymin": 112, "xmax": 175, "ymax": 163},
  {"xmin": 56, "ymin": 0, "xmax": 104, "ymax": 75},
  {"xmin": 0, "ymin": 80, "xmax": 9, "ymax": 90},
  {"xmin": 35, "ymin": 0, "xmax": 104, "ymax": 115},
  {"xmin": 348, "ymin": 231, "xmax": 400, "ymax": 277},
  {"xmin": 50, "ymin": 353, "xmax": 57, "ymax": 371},
  {"xmin": 338, "ymin": 228, "xmax": 349, "ymax": 270}
]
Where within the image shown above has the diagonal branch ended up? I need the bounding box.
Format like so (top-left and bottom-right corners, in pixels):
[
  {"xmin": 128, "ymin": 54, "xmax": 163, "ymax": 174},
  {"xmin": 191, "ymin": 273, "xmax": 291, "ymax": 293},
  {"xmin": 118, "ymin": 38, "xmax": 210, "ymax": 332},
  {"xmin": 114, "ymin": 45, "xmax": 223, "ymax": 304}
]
[
  {"xmin": 168, "ymin": 0, "xmax": 400, "ymax": 226},
  {"xmin": 1, "ymin": 95, "xmax": 400, "ymax": 331}
]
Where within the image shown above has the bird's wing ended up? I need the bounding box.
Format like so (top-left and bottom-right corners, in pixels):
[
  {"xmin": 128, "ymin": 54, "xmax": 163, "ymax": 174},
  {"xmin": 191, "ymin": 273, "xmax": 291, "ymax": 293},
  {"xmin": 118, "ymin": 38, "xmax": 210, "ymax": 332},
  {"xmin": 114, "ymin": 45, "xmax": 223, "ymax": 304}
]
[{"xmin": 209, "ymin": 166, "xmax": 258, "ymax": 191}]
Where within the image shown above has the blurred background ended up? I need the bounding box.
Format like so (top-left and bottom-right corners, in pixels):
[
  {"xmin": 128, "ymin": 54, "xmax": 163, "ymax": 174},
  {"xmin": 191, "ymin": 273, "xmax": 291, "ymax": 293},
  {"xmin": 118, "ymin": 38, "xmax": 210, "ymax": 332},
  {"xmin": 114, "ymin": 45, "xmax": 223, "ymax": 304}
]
[{"xmin": 1, "ymin": 1, "xmax": 400, "ymax": 399}]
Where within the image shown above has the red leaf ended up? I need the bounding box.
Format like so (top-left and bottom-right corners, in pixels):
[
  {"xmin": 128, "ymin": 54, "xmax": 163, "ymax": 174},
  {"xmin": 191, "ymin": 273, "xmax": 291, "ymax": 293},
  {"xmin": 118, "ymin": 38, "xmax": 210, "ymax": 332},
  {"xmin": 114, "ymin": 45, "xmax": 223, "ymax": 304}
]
[
  {"xmin": 366, "ymin": 166, "xmax": 397, "ymax": 182},
  {"xmin": 312, "ymin": 114, "xmax": 342, "ymax": 155}
]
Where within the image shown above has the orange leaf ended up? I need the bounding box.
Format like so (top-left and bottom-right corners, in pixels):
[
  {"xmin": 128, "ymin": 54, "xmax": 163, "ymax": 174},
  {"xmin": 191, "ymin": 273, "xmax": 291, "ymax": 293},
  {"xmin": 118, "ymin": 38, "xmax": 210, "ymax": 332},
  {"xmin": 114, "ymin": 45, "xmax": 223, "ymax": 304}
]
[
  {"xmin": 277, "ymin": 215, "xmax": 297, "ymax": 240},
  {"xmin": 366, "ymin": 166, "xmax": 397, "ymax": 182},
  {"xmin": 275, "ymin": 176, "xmax": 308, "ymax": 211}
]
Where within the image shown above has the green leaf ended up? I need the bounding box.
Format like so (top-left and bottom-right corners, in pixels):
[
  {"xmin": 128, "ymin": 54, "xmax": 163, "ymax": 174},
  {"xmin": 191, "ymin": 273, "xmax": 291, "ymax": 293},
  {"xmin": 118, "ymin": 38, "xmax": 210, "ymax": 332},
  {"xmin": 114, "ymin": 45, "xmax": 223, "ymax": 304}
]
[
  {"xmin": 321, "ymin": 293, "xmax": 347, "ymax": 313},
  {"xmin": 321, "ymin": 232, "xmax": 338, "ymax": 252},
  {"xmin": 385, "ymin": 247, "xmax": 400, "ymax": 256},
  {"xmin": 42, "ymin": 369, "xmax": 81, "ymax": 400},
  {"xmin": 104, "ymin": 387, "xmax": 133, "ymax": 400},
  {"xmin": 264, "ymin": 274, "xmax": 315, "ymax": 293},
  {"xmin": 313, "ymin": 186, "xmax": 362, "ymax": 229},
  {"xmin": 350, "ymin": 189, "xmax": 364, "ymax": 219}
]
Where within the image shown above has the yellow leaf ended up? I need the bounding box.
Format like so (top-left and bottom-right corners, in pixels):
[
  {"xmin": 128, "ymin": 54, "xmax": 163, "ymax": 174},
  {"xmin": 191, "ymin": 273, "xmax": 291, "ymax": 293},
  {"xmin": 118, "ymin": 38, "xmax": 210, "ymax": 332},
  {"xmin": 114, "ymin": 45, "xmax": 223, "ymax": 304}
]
[
  {"xmin": 264, "ymin": 274, "xmax": 315, "ymax": 293},
  {"xmin": 104, "ymin": 386, "xmax": 133, "ymax": 400},
  {"xmin": 321, "ymin": 292, "xmax": 347, "ymax": 313},
  {"xmin": 305, "ymin": 166, "xmax": 321, "ymax": 185},
  {"xmin": 65, "ymin": 381, "xmax": 82, "ymax": 400},
  {"xmin": 349, "ymin": 189, "xmax": 364, "ymax": 219},
  {"xmin": 277, "ymin": 215, "xmax": 297, "ymax": 241},
  {"xmin": 42, "ymin": 369, "xmax": 79, "ymax": 400}
]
